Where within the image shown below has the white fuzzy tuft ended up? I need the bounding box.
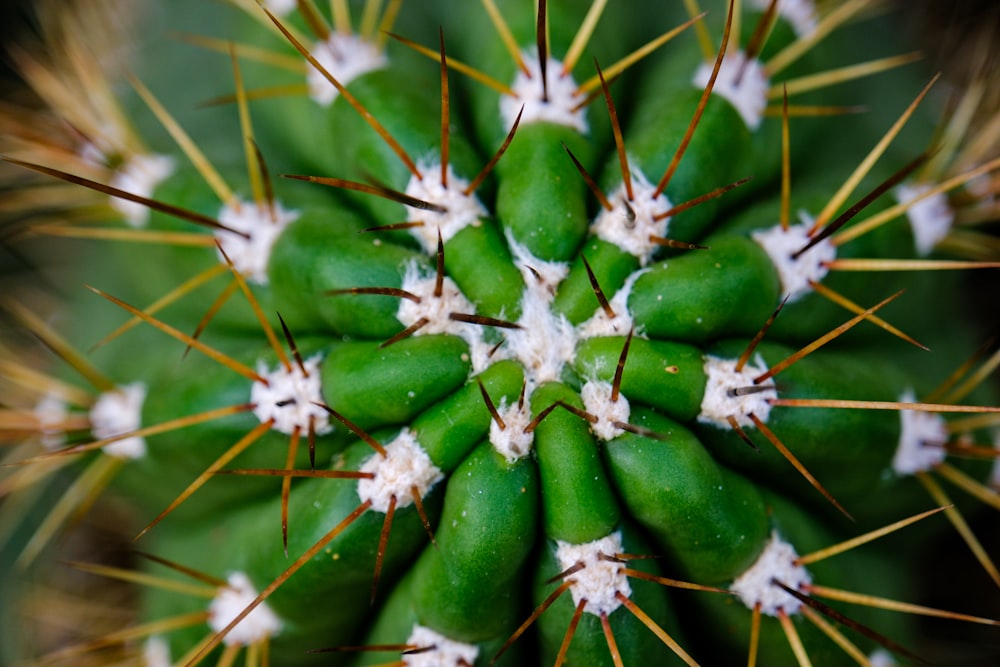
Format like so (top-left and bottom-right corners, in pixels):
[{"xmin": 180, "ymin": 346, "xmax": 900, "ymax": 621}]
[
  {"xmin": 403, "ymin": 625, "xmax": 479, "ymax": 667},
  {"xmin": 216, "ymin": 198, "xmax": 299, "ymax": 284},
  {"xmin": 251, "ymin": 355, "xmax": 332, "ymax": 436},
  {"xmin": 507, "ymin": 232, "xmax": 570, "ymax": 301},
  {"xmin": 868, "ymin": 649, "xmax": 898, "ymax": 667},
  {"xmin": 749, "ymin": 0, "xmax": 818, "ymax": 37},
  {"xmin": 692, "ymin": 50, "xmax": 769, "ymax": 130},
  {"xmin": 591, "ymin": 170, "xmax": 673, "ymax": 264},
  {"xmin": 143, "ymin": 636, "xmax": 171, "ymax": 667},
  {"xmin": 895, "ymin": 182, "xmax": 954, "ymax": 256},
  {"xmin": 207, "ymin": 572, "xmax": 282, "ymax": 646},
  {"xmin": 397, "ymin": 261, "xmax": 477, "ymax": 336},
  {"xmin": 502, "ymin": 53, "xmax": 587, "ymax": 132},
  {"xmin": 751, "ymin": 216, "xmax": 835, "ymax": 303},
  {"xmin": 507, "ymin": 287, "xmax": 577, "ymax": 387},
  {"xmin": 581, "ymin": 381, "xmax": 629, "ymax": 441},
  {"xmin": 576, "ymin": 269, "xmax": 647, "ymax": 339},
  {"xmin": 698, "ymin": 355, "xmax": 776, "ymax": 429},
  {"xmin": 404, "ymin": 163, "xmax": 487, "ymax": 253},
  {"xmin": 892, "ymin": 389, "xmax": 948, "ymax": 475},
  {"xmin": 34, "ymin": 393, "xmax": 68, "ymax": 450},
  {"xmin": 307, "ymin": 33, "xmax": 387, "ymax": 106},
  {"xmin": 556, "ymin": 532, "xmax": 631, "ymax": 616},
  {"xmin": 730, "ymin": 531, "xmax": 812, "ymax": 616},
  {"xmin": 489, "ymin": 398, "xmax": 534, "ymax": 462},
  {"xmin": 357, "ymin": 429, "xmax": 443, "ymax": 513},
  {"xmin": 395, "ymin": 262, "xmax": 493, "ymax": 372},
  {"xmin": 108, "ymin": 153, "xmax": 175, "ymax": 228},
  {"xmin": 263, "ymin": 0, "xmax": 297, "ymax": 16},
  {"xmin": 90, "ymin": 383, "xmax": 146, "ymax": 460},
  {"xmin": 502, "ymin": 238, "xmax": 577, "ymax": 386}
]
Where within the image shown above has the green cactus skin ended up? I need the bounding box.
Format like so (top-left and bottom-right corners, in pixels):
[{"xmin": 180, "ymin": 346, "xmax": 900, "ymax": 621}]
[{"xmin": 2, "ymin": 1, "xmax": 1000, "ymax": 666}]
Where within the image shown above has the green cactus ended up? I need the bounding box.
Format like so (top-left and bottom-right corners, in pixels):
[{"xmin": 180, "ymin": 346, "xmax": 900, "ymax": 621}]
[{"xmin": 2, "ymin": 1, "xmax": 1000, "ymax": 665}]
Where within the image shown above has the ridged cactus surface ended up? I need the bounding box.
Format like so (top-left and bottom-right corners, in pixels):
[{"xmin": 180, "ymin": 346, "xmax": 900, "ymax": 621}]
[{"xmin": 2, "ymin": 1, "xmax": 1000, "ymax": 666}]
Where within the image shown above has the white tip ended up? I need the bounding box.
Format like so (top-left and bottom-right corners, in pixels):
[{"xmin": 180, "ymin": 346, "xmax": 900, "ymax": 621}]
[
  {"xmin": 489, "ymin": 398, "xmax": 534, "ymax": 462},
  {"xmin": 692, "ymin": 50, "xmax": 769, "ymax": 131},
  {"xmin": 892, "ymin": 388, "xmax": 948, "ymax": 476},
  {"xmin": 207, "ymin": 572, "xmax": 282, "ymax": 646},
  {"xmin": 404, "ymin": 163, "xmax": 488, "ymax": 253},
  {"xmin": 108, "ymin": 153, "xmax": 175, "ymax": 228},
  {"xmin": 403, "ymin": 625, "xmax": 479, "ymax": 667},
  {"xmin": 591, "ymin": 169, "xmax": 673, "ymax": 264},
  {"xmin": 581, "ymin": 380, "xmax": 629, "ymax": 441},
  {"xmin": 307, "ymin": 33, "xmax": 387, "ymax": 106},
  {"xmin": 89, "ymin": 383, "xmax": 146, "ymax": 460},
  {"xmin": 751, "ymin": 215, "xmax": 835, "ymax": 303},
  {"xmin": 698, "ymin": 355, "xmax": 776, "ymax": 429},
  {"xmin": 556, "ymin": 532, "xmax": 631, "ymax": 616},
  {"xmin": 251, "ymin": 355, "xmax": 332, "ymax": 436},
  {"xmin": 357, "ymin": 429, "xmax": 444, "ymax": 513},
  {"xmin": 895, "ymin": 182, "xmax": 954, "ymax": 256},
  {"xmin": 730, "ymin": 531, "xmax": 812, "ymax": 616},
  {"xmin": 216, "ymin": 198, "xmax": 299, "ymax": 284},
  {"xmin": 502, "ymin": 53, "xmax": 588, "ymax": 132}
]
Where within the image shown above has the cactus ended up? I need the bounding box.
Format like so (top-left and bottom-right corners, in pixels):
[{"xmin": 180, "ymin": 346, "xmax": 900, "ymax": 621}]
[{"xmin": 2, "ymin": 0, "xmax": 1000, "ymax": 665}]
